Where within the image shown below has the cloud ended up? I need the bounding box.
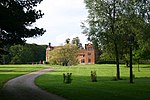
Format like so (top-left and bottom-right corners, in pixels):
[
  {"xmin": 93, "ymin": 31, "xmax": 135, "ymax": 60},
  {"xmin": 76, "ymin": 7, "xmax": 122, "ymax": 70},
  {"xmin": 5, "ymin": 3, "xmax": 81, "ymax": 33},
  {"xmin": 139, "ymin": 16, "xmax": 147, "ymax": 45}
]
[{"xmin": 26, "ymin": 0, "xmax": 88, "ymax": 46}]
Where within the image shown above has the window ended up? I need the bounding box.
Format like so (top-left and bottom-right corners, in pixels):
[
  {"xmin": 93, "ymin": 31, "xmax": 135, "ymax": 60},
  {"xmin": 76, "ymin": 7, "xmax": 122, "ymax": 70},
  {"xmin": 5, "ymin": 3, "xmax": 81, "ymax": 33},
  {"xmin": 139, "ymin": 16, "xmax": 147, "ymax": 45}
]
[
  {"xmin": 82, "ymin": 54, "xmax": 85, "ymax": 57},
  {"xmin": 88, "ymin": 53, "xmax": 91, "ymax": 56},
  {"xmin": 88, "ymin": 59, "xmax": 91, "ymax": 63},
  {"xmin": 80, "ymin": 54, "xmax": 85, "ymax": 57},
  {"xmin": 81, "ymin": 59, "xmax": 85, "ymax": 63}
]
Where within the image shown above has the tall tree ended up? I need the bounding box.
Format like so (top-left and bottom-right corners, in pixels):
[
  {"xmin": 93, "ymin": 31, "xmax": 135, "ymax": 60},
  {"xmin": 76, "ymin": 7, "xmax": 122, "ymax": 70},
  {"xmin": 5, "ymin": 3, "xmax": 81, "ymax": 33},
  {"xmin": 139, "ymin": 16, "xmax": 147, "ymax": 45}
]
[
  {"xmin": 83, "ymin": 0, "xmax": 150, "ymax": 79},
  {"xmin": 0, "ymin": 0, "xmax": 45, "ymax": 60},
  {"xmin": 83, "ymin": 0, "xmax": 123, "ymax": 79}
]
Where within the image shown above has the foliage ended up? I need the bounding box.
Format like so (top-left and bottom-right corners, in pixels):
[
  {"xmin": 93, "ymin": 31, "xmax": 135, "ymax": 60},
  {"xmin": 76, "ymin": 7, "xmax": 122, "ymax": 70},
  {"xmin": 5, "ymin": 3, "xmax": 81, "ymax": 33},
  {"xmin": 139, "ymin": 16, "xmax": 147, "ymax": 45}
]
[
  {"xmin": 71, "ymin": 37, "xmax": 83, "ymax": 48},
  {"xmin": 100, "ymin": 52, "xmax": 115, "ymax": 61},
  {"xmin": 82, "ymin": 0, "xmax": 150, "ymax": 78},
  {"xmin": 0, "ymin": 0, "xmax": 45, "ymax": 60},
  {"xmin": 65, "ymin": 38, "xmax": 70, "ymax": 44},
  {"xmin": 91, "ymin": 71, "xmax": 97, "ymax": 82},
  {"xmin": 63, "ymin": 73, "xmax": 72, "ymax": 84},
  {"xmin": 48, "ymin": 44, "xmax": 79, "ymax": 66},
  {"xmin": 72, "ymin": 37, "xmax": 80, "ymax": 45},
  {"xmin": 83, "ymin": 0, "xmax": 125, "ymax": 79},
  {"xmin": 2, "ymin": 44, "xmax": 47, "ymax": 64},
  {"xmin": 65, "ymin": 37, "xmax": 83, "ymax": 49}
]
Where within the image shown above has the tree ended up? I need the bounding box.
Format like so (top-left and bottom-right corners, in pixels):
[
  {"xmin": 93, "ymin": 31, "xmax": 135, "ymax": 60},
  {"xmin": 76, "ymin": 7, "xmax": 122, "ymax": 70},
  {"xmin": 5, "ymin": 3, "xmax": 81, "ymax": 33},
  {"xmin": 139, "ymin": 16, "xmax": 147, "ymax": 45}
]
[
  {"xmin": 71, "ymin": 37, "xmax": 83, "ymax": 49},
  {"xmin": 72, "ymin": 37, "xmax": 80, "ymax": 46},
  {"xmin": 48, "ymin": 44, "xmax": 79, "ymax": 66},
  {"xmin": 7, "ymin": 44, "xmax": 46, "ymax": 64},
  {"xmin": 9, "ymin": 45, "xmax": 30, "ymax": 64},
  {"xmin": 83, "ymin": 0, "xmax": 124, "ymax": 79},
  {"xmin": 83, "ymin": 0, "xmax": 150, "ymax": 80},
  {"xmin": 135, "ymin": 23, "xmax": 150, "ymax": 60},
  {"xmin": 0, "ymin": 0, "xmax": 45, "ymax": 60},
  {"xmin": 65, "ymin": 38, "xmax": 70, "ymax": 44}
]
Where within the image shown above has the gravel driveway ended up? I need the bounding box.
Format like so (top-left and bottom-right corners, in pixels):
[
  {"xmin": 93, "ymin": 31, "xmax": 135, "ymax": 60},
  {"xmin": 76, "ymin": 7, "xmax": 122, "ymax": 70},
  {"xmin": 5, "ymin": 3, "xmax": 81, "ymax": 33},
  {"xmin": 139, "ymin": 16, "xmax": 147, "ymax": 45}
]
[{"xmin": 2, "ymin": 68, "xmax": 66, "ymax": 100}]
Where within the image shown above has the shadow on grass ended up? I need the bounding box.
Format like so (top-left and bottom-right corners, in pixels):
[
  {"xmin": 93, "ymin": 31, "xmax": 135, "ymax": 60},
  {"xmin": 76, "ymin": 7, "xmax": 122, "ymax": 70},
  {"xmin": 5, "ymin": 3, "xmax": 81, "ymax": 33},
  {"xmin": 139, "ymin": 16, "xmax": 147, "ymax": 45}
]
[
  {"xmin": 0, "ymin": 74, "xmax": 22, "ymax": 86},
  {"xmin": 35, "ymin": 74, "xmax": 150, "ymax": 100},
  {"xmin": 141, "ymin": 66, "xmax": 150, "ymax": 68},
  {"xmin": 0, "ymin": 70, "xmax": 14, "ymax": 72},
  {"xmin": 0, "ymin": 70, "xmax": 38, "ymax": 72},
  {"xmin": 72, "ymin": 75, "xmax": 150, "ymax": 83}
]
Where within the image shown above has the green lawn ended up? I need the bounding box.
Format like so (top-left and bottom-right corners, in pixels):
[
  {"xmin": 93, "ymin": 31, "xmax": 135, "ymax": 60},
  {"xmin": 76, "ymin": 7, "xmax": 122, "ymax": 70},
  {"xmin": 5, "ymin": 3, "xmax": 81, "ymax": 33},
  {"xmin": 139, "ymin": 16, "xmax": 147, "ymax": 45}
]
[
  {"xmin": 0, "ymin": 64, "xmax": 48, "ymax": 89},
  {"xmin": 35, "ymin": 64, "xmax": 150, "ymax": 100},
  {"xmin": 0, "ymin": 64, "xmax": 49, "ymax": 100}
]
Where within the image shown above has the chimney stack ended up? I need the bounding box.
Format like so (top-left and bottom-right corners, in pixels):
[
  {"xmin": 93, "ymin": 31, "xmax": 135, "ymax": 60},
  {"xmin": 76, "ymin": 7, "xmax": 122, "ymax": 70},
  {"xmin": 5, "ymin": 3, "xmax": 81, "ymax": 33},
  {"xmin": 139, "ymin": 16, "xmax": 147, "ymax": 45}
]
[{"xmin": 49, "ymin": 43, "xmax": 51, "ymax": 47}]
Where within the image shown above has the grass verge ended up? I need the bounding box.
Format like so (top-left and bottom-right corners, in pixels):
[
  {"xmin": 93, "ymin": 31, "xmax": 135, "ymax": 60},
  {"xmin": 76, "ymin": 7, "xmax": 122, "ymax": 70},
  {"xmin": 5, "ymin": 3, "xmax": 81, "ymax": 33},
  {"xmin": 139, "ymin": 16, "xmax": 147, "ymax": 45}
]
[
  {"xmin": 0, "ymin": 64, "xmax": 48, "ymax": 100},
  {"xmin": 0, "ymin": 64, "xmax": 48, "ymax": 88}
]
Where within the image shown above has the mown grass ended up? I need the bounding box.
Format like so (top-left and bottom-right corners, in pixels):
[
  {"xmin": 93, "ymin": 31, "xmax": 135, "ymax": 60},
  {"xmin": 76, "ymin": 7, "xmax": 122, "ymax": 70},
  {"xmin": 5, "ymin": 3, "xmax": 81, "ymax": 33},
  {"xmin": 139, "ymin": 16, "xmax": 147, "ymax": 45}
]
[
  {"xmin": 0, "ymin": 64, "xmax": 49, "ymax": 100},
  {"xmin": 35, "ymin": 64, "xmax": 150, "ymax": 100},
  {"xmin": 0, "ymin": 64, "xmax": 48, "ymax": 89}
]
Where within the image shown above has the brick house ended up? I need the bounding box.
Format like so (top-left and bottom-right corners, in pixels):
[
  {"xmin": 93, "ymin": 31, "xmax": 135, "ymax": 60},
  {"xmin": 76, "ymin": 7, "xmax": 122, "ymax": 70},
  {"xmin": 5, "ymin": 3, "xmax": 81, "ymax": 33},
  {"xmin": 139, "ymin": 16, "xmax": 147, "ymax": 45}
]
[
  {"xmin": 78, "ymin": 43, "xmax": 96, "ymax": 64},
  {"xmin": 46, "ymin": 43, "xmax": 96, "ymax": 64}
]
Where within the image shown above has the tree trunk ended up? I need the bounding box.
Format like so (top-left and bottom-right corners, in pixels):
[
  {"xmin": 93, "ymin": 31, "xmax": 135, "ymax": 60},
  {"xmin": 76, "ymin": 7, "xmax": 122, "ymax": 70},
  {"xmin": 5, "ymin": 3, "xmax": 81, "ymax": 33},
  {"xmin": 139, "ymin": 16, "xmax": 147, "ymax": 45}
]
[
  {"xmin": 129, "ymin": 46, "xmax": 133, "ymax": 83},
  {"xmin": 138, "ymin": 59, "xmax": 140, "ymax": 72},
  {"xmin": 125, "ymin": 60, "xmax": 129, "ymax": 67},
  {"xmin": 114, "ymin": 42, "xmax": 120, "ymax": 80},
  {"xmin": 112, "ymin": 0, "xmax": 120, "ymax": 80}
]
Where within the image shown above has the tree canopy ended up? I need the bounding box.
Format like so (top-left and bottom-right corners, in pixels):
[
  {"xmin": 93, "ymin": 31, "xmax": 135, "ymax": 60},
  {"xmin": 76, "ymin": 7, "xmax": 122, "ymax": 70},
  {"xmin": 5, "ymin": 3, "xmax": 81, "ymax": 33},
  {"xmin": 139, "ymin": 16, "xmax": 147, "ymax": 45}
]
[
  {"xmin": 0, "ymin": 0, "xmax": 45, "ymax": 56},
  {"xmin": 83, "ymin": 0, "xmax": 150, "ymax": 79},
  {"xmin": 71, "ymin": 37, "xmax": 83, "ymax": 49},
  {"xmin": 2, "ymin": 43, "xmax": 46, "ymax": 64},
  {"xmin": 48, "ymin": 44, "xmax": 79, "ymax": 66}
]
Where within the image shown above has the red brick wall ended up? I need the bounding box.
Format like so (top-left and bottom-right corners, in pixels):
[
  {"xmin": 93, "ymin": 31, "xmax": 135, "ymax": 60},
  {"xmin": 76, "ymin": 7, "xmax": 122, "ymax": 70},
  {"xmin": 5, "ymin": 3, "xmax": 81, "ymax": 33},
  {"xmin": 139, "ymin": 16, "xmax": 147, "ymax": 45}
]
[{"xmin": 78, "ymin": 43, "xmax": 95, "ymax": 64}]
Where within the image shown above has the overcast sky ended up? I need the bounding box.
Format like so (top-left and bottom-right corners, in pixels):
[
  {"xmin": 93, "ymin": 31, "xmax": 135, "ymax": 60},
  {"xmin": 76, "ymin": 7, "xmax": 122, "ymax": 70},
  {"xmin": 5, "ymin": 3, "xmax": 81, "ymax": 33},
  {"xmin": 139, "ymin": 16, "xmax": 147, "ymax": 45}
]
[{"xmin": 26, "ymin": 0, "xmax": 88, "ymax": 46}]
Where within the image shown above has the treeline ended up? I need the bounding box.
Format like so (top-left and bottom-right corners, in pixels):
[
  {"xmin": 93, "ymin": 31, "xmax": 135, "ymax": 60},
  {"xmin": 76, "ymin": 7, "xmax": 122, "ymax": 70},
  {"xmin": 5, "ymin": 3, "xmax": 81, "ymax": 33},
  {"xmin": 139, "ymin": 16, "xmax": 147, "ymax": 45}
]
[{"xmin": 1, "ymin": 44, "xmax": 47, "ymax": 64}]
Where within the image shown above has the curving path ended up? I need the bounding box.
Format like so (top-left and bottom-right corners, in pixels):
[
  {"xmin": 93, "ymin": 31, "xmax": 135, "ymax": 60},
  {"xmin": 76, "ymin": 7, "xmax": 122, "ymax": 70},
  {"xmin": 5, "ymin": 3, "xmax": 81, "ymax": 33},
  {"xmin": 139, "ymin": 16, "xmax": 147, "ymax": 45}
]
[{"xmin": 2, "ymin": 68, "xmax": 66, "ymax": 100}]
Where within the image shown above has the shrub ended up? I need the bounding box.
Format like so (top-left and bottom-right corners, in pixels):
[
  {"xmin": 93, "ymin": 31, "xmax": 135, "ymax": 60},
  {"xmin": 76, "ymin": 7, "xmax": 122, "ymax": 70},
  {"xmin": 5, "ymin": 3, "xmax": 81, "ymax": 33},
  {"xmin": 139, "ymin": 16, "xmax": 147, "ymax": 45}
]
[
  {"xmin": 91, "ymin": 71, "xmax": 97, "ymax": 82},
  {"xmin": 63, "ymin": 73, "xmax": 72, "ymax": 84}
]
